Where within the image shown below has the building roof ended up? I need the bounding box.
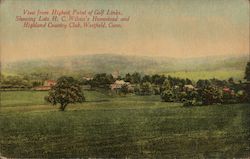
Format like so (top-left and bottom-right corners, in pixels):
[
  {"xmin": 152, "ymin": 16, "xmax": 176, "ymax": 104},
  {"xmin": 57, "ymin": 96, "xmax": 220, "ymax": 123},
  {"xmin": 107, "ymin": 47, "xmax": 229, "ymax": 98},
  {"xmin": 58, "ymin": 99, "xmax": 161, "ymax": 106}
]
[
  {"xmin": 114, "ymin": 80, "xmax": 126, "ymax": 85},
  {"xmin": 184, "ymin": 85, "xmax": 195, "ymax": 89},
  {"xmin": 110, "ymin": 80, "xmax": 131, "ymax": 90},
  {"xmin": 223, "ymin": 87, "xmax": 231, "ymax": 92}
]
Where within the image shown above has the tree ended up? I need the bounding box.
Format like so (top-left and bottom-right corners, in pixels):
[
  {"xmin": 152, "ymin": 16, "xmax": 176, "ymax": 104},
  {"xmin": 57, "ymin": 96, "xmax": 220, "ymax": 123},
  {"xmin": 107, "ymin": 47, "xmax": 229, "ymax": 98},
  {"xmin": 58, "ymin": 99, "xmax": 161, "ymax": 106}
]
[
  {"xmin": 45, "ymin": 76, "xmax": 85, "ymax": 111},
  {"xmin": 139, "ymin": 82, "xmax": 152, "ymax": 95},
  {"xmin": 120, "ymin": 84, "xmax": 129, "ymax": 95},
  {"xmin": 245, "ymin": 62, "xmax": 250, "ymax": 81},
  {"xmin": 32, "ymin": 81, "xmax": 42, "ymax": 87},
  {"xmin": 161, "ymin": 90, "xmax": 174, "ymax": 102},
  {"xmin": 210, "ymin": 78, "xmax": 226, "ymax": 88},
  {"xmin": 1, "ymin": 76, "xmax": 31, "ymax": 89},
  {"xmin": 151, "ymin": 74, "xmax": 161, "ymax": 85},
  {"xmin": 228, "ymin": 77, "xmax": 234, "ymax": 84},
  {"xmin": 160, "ymin": 79, "xmax": 171, "ymax": 93},
  {"xmin": 90, "ymin": 73, "xmax": 114, "ymax": 89},
  {"xmin": 131, "ymin": 72, "xmax": 141, "ymax": 84},
  {"xmin": 185, "ymin": 78, "xmax": 193, "ymax": 85},
  {"xmin": 200, "ymin": 86, "xmax": 222, "ymax": 105},
  {"xmin": 141, "ymin": 75, "xmax": 152, "ymax": 83},
  {"xmin": 196, "ymin": 79, "xmax": 211, "ymax": 89},
  {"xmin": 150, "ymin": 74, "xmax": 166, "ymax": 85},
  {"xmin": 124, "ymin": 73, "xmax": 132, "ymax": 82},
  {"xmin": 152, "ymin": 85, "xmax": 161, "ymax": 95}
]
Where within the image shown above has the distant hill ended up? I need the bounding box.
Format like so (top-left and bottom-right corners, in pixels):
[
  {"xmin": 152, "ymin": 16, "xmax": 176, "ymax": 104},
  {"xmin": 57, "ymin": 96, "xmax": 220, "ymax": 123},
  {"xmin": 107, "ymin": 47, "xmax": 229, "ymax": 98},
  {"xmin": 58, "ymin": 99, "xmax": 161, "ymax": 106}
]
[{"xmin": 2, "ymin": 54, "xmax": 248, "ymax": 77}]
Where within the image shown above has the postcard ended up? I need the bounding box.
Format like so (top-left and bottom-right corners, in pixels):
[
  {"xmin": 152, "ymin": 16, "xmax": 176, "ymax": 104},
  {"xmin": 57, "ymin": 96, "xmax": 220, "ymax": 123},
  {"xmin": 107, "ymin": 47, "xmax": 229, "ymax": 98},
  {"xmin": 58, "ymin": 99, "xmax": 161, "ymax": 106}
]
[{"xmin": 0, "ymin": 0, "xmax": 249, "ymax": 158}]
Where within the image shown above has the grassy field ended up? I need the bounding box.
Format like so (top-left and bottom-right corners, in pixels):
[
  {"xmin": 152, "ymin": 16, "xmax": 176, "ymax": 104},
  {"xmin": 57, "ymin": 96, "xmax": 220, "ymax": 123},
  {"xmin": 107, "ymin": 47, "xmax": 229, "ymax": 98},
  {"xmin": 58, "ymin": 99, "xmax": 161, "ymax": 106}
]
[
  {"xmin": 164, "ymin": 70, "xmax": 244, "ymax": 81},
  {"xmin": 0, "ymin": 91, "xmax": 250, "ymax": 158}
]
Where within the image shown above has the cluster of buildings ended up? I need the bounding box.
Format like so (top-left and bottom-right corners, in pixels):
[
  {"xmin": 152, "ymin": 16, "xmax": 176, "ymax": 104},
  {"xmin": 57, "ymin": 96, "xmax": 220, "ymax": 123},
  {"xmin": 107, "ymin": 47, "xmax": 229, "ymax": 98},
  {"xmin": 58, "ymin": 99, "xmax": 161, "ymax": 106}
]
[{"xmin": 33, "ymin": 78, "xmax": 235, "ymax": 98}]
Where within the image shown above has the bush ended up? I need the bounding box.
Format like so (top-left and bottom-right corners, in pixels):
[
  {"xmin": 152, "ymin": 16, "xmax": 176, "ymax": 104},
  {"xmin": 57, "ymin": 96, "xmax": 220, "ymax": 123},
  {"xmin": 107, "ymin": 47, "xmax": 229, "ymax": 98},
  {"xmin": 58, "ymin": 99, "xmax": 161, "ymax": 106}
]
[
  {"xmin": 222, "ymin": 90, "xmax": 236, "ymax": 104},
  {"xmin": 120, "ymin": 84, "xmax": 129, "ymax": 95},
  {"xmin": 183, "ymin": 99, "xmax": 193, "ymax": 107},
  {"xmin": 134, "ymin": 84, "xmax": 140, "ymax": 95},
  {"xmin": 153, "ymin": 86, "xmax": 160, "ymax": 95},
  {"xmin": 182, "ymin": 98, "xmax": 202, "ymax": 107},
  {"xmin": 161, "ymin": 90, "xmax": 175, "ymax": 102},
  {"xmin": 244, "ymin": 82, "xmax": 250, "ymax": 103},
  {"xmin": 200, "ymin": 86, "xmax": 222, "ymax": 105},
  {"xmin": 177, "ymin": 92, "xmax": 187, "ymax": 102},
  {"xmin": 138, "ymin": 82, "xmax": 153, "ymax": 95},
  {"xmin": 187, "ymin": 90, "xmax": 199, "ymax": 100},
  {"xmin": 235, "ymin": 90, "xmax": 248, "ymax": 103}
]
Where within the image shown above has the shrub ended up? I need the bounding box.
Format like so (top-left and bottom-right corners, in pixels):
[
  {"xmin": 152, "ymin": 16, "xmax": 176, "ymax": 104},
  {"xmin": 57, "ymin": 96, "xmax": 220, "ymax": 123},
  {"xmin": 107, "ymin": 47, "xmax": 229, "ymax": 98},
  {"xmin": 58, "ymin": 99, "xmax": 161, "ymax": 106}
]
[
  {"xmin": 161, "ymin": 90, "xmax": 175, "ymax": 102},
  {"xmin": 182, "ymin": 98, "xmax": 202, "ymax": 107},
  {"xmin": 153, "ymin": 86, "xmax": 161, "ymax": 95},
  {"xmin": 120, "ymin": 84, "xmax": 129, "ymax": 95},
  {"xmin": 134, "ymin": 84, "xmax": 140, "ymax": 95},
  {"xmin": 200, "ymin": 86, "xmax": 222, "ymax": 105},
  {"xmin": 235, "ymin": 90, "xmax": 248, "ymax": 103},
  {"xmin": 177, "ymin": 91, "xmax": 187, "ymax": 102},
  {"xmin": 139, "ymin": 82, "xmax": 153, "ymax": 95},
  {"xmin": 186, "ymin": 90, "xmax": 199, "ymax": 100},
  {"xmin": 244, "ymin": 82, "xmax": 250, "ymax": 103},
  {"xmin": 183, "ymin": 99, "xmax": 193, "ymax": 107},
  {"xmin": 222, "ymin": 91, "xmax": 236, "ymax": 104}
]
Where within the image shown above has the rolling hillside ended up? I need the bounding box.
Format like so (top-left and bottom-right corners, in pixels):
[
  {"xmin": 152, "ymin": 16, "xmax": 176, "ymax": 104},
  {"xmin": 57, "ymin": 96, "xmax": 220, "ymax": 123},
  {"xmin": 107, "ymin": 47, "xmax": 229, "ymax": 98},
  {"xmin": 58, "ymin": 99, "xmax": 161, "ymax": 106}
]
[{"xmin": 2, "ymin": 54, "xmax": 248, "ymax": 80}]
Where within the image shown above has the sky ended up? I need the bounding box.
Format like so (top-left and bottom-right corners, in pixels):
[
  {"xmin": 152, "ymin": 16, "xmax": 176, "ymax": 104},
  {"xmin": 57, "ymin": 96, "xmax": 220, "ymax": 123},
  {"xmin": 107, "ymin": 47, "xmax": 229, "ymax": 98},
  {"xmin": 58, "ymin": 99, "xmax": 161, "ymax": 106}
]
[{"xmin": 0, "ymin": 0, "xmax": 249, "ymax": 63}]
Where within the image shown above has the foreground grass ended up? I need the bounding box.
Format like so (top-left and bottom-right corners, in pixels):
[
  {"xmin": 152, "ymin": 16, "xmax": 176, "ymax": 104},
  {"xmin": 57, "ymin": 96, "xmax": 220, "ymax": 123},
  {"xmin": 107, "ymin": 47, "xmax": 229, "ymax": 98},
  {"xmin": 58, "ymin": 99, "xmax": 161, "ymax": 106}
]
[{"xmin": 0, "ymin": 91, "xmax": 249, "ymax": 158}]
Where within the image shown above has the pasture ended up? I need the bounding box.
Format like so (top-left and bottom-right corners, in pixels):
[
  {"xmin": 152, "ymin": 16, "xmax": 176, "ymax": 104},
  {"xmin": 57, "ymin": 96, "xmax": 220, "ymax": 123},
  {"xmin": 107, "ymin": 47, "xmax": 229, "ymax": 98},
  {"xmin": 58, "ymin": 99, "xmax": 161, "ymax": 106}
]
[
  {"xmin": 0, "ymin": 91, "xmax": 249, "ymax": 158},
  {"xmin": 164, "ymin": 70, "xmax": 244, "ymax": 81}
]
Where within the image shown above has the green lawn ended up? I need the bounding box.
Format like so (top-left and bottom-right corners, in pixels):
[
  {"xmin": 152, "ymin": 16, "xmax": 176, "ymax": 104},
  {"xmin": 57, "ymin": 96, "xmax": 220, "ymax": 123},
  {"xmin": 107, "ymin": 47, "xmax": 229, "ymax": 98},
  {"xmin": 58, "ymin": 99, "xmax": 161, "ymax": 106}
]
[{"xmin": 0, "ymin": 91, "xmax": 249, "ymax": 158}]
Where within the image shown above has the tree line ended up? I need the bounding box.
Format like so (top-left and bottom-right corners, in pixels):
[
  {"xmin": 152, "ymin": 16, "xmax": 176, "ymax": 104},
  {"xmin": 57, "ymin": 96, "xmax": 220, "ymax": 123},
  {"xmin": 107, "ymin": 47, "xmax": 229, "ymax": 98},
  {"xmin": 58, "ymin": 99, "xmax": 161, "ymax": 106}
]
[{"xmin": 44, "ymin": 62, "xmax": 250, "ymax": 110}]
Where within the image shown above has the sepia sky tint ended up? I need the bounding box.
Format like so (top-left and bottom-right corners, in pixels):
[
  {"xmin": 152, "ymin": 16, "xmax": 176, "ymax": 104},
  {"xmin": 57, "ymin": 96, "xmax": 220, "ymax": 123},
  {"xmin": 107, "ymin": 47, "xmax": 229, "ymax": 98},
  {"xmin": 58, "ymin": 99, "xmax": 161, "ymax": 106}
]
[{"xmin": 0, "ymin": 0, "xmax": 249, "ymax": 62}]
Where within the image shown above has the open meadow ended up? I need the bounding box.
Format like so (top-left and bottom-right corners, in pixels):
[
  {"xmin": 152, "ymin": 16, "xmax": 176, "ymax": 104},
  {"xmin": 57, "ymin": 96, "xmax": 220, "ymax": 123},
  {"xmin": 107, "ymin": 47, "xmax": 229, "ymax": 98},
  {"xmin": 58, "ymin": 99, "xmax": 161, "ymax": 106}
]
[
  {"xmin": 164, "ymin": 70, "xmax": 244, "ymax": 81},
  {"xmin": 0, "ymin": 90, "xmax": 250, "ymax": 158}
]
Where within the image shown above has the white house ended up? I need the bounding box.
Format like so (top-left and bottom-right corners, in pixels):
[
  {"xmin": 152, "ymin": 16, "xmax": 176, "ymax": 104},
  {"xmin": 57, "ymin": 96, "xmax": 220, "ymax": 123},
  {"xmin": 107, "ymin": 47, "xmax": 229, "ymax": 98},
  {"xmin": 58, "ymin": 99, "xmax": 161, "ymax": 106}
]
[
  {"xmin": 183, "ymin": 84, "xmax": 196, "ymax": 91},
  {"xmin": 110, "ymin": 80, "xmax": 134, "ymax": 92}
]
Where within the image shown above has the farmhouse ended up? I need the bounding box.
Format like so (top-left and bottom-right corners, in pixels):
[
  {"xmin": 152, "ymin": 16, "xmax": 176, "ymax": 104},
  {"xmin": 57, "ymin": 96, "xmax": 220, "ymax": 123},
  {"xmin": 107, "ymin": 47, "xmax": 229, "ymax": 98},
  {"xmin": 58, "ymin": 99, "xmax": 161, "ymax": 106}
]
[
  {"xmin": 110, "ymin": 80, "xmax": 127, "ymax": 90},
  {"xmin": 183, "ymin": 84, "xmax": 196, "ymax": 91},
  {"xmin": 110, "ymin": 80, "xmax": 134, "ymax": 92},
  {"xmin": 44, "ymin": 80, "xmax": 56, "ymax": 87},
  {"xmin": 82, "ymin": 76, "xmax": 93, "ymax": 81},
  {"xmin": 223, "ymin": 87, "xmax": 235, "ymax": 96},
  {"xmin": 33, "ymin": 80, "xmax": 56, "ymax": 91},
  {"xmin": 223, "ymin": 87, "xmax": 231, "ymax": 93}
]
